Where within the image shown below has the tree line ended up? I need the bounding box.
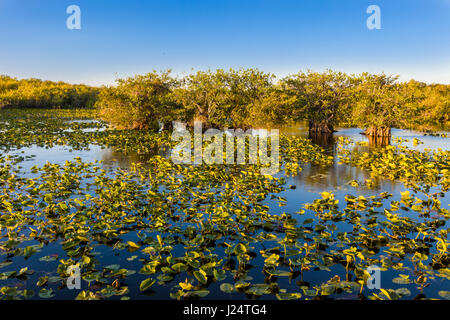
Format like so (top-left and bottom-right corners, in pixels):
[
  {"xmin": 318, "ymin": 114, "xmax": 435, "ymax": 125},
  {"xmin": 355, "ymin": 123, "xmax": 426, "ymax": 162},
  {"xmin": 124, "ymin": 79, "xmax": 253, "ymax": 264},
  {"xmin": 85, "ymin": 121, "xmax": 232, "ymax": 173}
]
[
  {"xmin": 97, "ymin": 69, "xmax": 450, "ymax": 136},
  {"xmin": 0, "ymin": 75, "xmax": 99, "ymax": 109},
  {"xmin": 2, "ymin": 70, "xmax": 449, "ymax": 136}
]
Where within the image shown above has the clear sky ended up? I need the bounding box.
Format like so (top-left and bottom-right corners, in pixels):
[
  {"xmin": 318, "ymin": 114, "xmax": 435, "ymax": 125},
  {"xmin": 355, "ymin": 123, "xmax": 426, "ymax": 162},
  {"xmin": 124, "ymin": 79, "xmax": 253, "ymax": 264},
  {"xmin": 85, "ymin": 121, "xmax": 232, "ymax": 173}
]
[{"xmin": 0, "ymin": 0, "xmax": 449, "ymax": 86}]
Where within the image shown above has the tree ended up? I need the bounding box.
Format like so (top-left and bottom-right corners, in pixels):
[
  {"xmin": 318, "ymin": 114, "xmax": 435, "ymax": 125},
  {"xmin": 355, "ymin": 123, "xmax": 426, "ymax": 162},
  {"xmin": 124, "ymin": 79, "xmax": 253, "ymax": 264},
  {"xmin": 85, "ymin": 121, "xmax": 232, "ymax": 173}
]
[
  {"xmin": 223, "ymin": 68, "xmax": 285, "ymax": 129},
  {"xmin": 415, "ymin": 83, "xmax": 450, "ymax": 129},
  {"xmin": 173, "ymin": 69, "xmax": 228, "ymax": 129},
  {"xmin": 282, "ymin": 70, "xmax": 352, "ymax": 134},
  {"xmin": 96, "ymin": 71, "xmax": 180, "ymax": 130},
  {"xmin": 173, "ymin": 68, "xmax": 284, "ymax": 129},
  {"xmin": 351, "ymin": 73, "xmax": 401, "ymax": 136}
]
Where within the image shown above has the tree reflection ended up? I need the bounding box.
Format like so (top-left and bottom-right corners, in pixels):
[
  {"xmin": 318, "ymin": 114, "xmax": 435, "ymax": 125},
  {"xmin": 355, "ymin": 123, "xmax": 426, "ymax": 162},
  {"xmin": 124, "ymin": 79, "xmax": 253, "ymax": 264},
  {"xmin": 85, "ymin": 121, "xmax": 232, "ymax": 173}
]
[
  {"xmin": 308, "ymin": 132, "xmax": 335, "ymax": 154},
  {"xmin": 367, "ymin": 135, "xmax": 391, "ymax": 149},
  {"xmin": 101, "ymin": 146, "xmax": 167, "ymax": 169}
]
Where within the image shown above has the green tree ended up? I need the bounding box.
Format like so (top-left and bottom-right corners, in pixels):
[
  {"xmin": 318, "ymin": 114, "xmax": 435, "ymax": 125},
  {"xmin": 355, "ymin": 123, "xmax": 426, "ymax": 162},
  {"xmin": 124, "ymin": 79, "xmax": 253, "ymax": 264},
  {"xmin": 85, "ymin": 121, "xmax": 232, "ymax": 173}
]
[
  {"xmin": 174, "ymin": 68, "xmax": 284, "ymax": 129},
  {"xmin": 96, "ymin": 71, "xmax": 180, "ymax": 130},
  {"xmin": 282, "ymin": 70, "xmax": 352, "ymax": 133},
  {"xmin": 351, "ymin": 73, "xmax": 401, "ymax": 136},
  {"xmin": 223, "ymin": 68, "xmax": 285, "ymax": 129},
  {"xmin": 173, "ymin": 69, "xmax": 228, "ymax": 129}
]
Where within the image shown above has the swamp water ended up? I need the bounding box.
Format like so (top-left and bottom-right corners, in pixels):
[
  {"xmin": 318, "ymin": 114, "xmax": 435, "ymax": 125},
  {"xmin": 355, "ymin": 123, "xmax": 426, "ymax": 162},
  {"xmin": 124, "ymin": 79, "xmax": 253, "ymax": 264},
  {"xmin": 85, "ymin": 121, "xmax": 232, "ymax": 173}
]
[{"xmin": 0, "ymin": 112, "xmax": 449, "ymax": 300}]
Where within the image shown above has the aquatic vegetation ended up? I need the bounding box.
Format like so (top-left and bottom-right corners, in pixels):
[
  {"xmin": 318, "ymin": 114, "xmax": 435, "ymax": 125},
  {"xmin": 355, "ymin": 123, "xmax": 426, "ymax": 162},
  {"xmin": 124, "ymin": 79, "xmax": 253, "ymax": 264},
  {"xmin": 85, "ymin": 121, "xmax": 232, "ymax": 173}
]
[
  {"xmin": 337, "ymin": 137, "xmax": 450, "ymax": 193},
  {"xmin": 0, "ymin": 109, "xmax": 448, "ymax": 300}
]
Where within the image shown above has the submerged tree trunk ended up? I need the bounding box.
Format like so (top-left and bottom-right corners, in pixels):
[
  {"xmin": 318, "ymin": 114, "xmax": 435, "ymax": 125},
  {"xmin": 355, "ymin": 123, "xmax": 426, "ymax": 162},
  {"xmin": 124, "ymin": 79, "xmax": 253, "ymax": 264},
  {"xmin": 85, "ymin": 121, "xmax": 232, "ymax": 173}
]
[
  {"xmin": 308, "ymin": 120, "xmax": 335, "ymax": 134},
  {"xmin": 363, "ymin": 126, "xmax": 391, "ymax": 137}
]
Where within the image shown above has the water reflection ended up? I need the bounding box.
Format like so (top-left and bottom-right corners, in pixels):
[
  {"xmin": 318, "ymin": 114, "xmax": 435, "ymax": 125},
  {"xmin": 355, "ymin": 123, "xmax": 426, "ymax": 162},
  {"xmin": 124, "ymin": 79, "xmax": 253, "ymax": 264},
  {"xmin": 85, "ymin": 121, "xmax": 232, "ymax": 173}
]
[
  {"xmin": 308, "ymin": 132, "xmax": 335, "ymax": 154},
  {"xmin": 367, "ymin": 134, "xmax": 391, "ymax": 149},
  {"xmin": 100, "ymin": 146, "xmax": 168, "ymax": 169},
  {"xmin": 280, "ymin": 123, "xmax": 449, "ymax": 152},
  {"xmin": 3, "ymin": 123, "xmax": 449, "ymax": 299},
  {"xmin": 7, "ymin": 124, "xmax": 449, "ymax": 196},
  {"xmin": 275, "ymin": 124, "xmax": 449, "ymax": 195}
]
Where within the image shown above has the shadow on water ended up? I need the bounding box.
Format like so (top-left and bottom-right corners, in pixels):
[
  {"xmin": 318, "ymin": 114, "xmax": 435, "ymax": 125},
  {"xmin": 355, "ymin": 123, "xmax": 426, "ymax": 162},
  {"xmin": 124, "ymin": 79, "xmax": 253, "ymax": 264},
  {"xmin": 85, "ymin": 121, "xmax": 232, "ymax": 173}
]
[{"xmin": 101, "ymin": 148, "xmax": 157, "ymax": 168}]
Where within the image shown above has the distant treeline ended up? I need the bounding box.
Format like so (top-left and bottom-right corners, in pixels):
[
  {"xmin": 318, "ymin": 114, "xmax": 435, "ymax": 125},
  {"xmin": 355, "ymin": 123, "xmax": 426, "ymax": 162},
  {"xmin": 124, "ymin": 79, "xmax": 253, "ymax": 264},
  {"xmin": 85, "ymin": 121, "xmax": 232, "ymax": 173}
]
[
  {"xmin": 0, "ymin": 75, "xmax": 99, "ymax": 109},
  {"xmin": 2, "ymin": 70, "xmax": 449, "ymax": 135}
]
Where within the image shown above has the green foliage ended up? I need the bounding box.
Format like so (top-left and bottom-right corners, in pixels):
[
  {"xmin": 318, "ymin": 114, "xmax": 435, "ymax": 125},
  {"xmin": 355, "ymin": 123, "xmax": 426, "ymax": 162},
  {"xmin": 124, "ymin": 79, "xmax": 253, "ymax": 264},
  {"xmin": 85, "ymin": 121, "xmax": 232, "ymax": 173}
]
[
  {"xmin": 349, "ymin": 73, "xmax": 402, "ymax": 128},
  {"xmin": 342, "ymin": 75, "xmax": 450, "ymax": 130},
  {"xmin": 0, "ymin": 75, "xmax": 98, "ymax": 109},
  {"xmin": 113, "ymin": 68, "xmax": 449, "ymax": 132},
  {"xmin": 174, "ymin": 68, "xmax": 291, "ymax": 129},
  {"xmin": 401, "ymin": 81, "xmax": 450, "ymax": 129},
  {"xmin": 283, "ymin": 71, "xmax": 449, "ymax": 132},
  {"xmin": 96, "ymin": 71, "xmax": 181, "ymax": 130},
  {"xmin": 281, "ymin": 69, "xmax": 352, "ymax": 130}
]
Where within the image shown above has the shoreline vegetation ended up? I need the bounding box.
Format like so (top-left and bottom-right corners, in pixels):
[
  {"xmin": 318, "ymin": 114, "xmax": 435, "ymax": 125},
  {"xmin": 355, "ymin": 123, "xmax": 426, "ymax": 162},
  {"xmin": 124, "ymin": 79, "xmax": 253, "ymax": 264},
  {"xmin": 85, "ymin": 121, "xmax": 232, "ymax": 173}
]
[{"xmin": 1, "ymin": 69, "xmax": 449, "ymax": 136}]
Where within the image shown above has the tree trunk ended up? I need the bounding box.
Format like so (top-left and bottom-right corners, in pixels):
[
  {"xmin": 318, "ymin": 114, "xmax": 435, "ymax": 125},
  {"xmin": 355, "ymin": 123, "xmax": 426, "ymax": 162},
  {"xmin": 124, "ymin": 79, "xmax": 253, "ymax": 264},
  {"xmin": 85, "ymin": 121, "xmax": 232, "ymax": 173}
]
[
  {"xmin": 363, "ymin": 126, "xmax": 391, "ymax": 137},
  {"xmin": 308, "ymin": 120, "xmax": 335, "ymax": 134},
  {"xmin": 130, "ymin": 119, "xmax": 160, "ymax": 132}
]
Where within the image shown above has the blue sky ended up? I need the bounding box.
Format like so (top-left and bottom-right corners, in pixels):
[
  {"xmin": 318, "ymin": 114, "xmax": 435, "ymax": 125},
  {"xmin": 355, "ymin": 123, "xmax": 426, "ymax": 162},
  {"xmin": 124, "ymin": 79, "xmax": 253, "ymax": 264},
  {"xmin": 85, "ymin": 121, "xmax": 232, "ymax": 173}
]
[{"xmin": 0, "ymin": 0, "xmax": 449, "ymax": 85}]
